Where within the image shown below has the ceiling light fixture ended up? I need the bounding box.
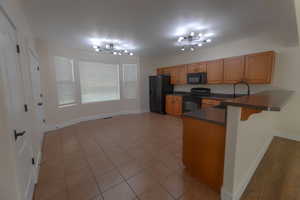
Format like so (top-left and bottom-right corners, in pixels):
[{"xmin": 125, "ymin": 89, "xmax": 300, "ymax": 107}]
[
  {"xmin": 91, "ymin": 40, "xmax": 134, "ymax": 56},
  {"xmin": 177, "ymin": 31, "xmax": 214, "ymax": 52}
]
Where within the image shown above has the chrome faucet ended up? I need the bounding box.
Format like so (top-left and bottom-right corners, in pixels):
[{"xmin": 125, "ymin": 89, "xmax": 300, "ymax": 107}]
[{"xmin": 233, "ymin": 80, "xmax": 250, "ymax": 97}]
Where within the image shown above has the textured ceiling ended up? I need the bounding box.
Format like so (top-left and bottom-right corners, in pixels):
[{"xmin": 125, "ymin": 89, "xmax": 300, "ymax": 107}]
[{"xmin": 22, "ymin": 0, "xmax": 298, "ymax": 56}]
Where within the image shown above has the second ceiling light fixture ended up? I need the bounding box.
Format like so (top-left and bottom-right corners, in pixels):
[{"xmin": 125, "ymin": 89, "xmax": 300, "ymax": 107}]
[{"xmin": 177, "ymin": 32, "xmax": 214, "ymax": 52}]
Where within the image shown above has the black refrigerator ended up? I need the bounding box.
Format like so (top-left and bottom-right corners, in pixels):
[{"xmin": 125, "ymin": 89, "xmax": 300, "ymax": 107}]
[{"xmin": 149, "ymin": 75, "xmax": 173, "ymax": 114}]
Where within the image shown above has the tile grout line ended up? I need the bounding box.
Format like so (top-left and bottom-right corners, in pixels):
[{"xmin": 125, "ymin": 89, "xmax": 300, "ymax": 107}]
[{"xmin": 73, "ymin": 127, "xmax": 105, "ymax": 200}]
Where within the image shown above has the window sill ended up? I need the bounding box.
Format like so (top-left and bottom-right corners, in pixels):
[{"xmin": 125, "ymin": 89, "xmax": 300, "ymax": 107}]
[
  {"xmin": 81, "ymin": 98, "xmax": 121, "ymax": 105},
  {"xmin": 58, "ymin": 103, "xmax": 77, "ymax": 109}
]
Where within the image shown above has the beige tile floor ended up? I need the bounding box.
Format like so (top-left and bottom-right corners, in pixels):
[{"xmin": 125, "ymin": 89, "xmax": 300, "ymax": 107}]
[
  {"xmin": 241, "ymin": 137, "xmax": 300, "ymax": 200},
  {"xmin": 35, "ymin": 113, "xmax": 219, "ymax": 200}
]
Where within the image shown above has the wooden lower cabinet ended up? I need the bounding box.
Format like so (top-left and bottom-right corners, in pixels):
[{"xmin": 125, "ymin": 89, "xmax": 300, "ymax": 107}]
[
  {"xmin": 166, "ymin": 95, "xmax": 182, "ymax": 116},
  {"xmin": 182, "ymin": 117, "xmax": 226, "ymax": 193}
]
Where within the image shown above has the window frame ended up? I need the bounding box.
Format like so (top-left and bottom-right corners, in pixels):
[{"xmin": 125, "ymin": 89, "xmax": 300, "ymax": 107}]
[
  {"xmin": 54, "ymin": 56, "xmax": 78, "ymax": 108},
  {"xmin": 122, "ymin": 63, "xmax": 139, "ymax": 100}
]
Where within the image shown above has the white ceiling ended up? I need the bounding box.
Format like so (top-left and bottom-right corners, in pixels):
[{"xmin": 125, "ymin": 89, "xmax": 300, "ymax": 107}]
[{"xmin": 22, "ymin": 0, "xmax": 298, "ymax": 56}]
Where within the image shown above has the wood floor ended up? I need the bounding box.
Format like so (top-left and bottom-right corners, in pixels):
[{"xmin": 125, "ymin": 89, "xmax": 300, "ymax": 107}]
[
  {"xmin": 35, "ymin": 113, "xmax": 300, "ymax": 200},
  {"xmin": 35, "ymin": 113, "xmax": 219, "ymax": 200},
  {"xmin": 241, "ymin": 137, "xmax": 300, "ymax": 200}
]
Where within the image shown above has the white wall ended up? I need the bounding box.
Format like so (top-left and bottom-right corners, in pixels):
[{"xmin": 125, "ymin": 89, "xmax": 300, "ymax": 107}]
[
  {"xmin": 36, "ymin": 40, "xmax": 142, "ymax": 130},
  {"xmin": 139, "ymin": 56, "xmax": 159, "ymax": 112}
]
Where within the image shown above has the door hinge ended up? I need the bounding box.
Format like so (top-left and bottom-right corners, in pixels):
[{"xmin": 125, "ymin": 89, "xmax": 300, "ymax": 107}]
[
  {"xmin": 24, "ymin": 104, "xmax": 28, "ymax": 112},
  {"xmin": 16, "ymin": 44, "xmax": 20, "ymax": 54},
  {"xmin": 32, "ymin": 157, "xmax": 35, "ymax": 165},
  {"xmin": 37, "ymin": 66, "xmax": 40, "ymax": 71}
]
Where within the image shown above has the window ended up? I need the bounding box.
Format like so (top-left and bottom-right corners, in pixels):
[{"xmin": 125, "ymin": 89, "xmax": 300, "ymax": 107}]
[
  {"xmin": 54, "ymin": 56, "xmax": 76, "ymax": 106},
  {"xmin": 122, "ymin": 64, "xmax": 138, "ymax": 99},
  {"xmin": 79, "ymin": 61, "xmax": 120, "ymax": 103}
]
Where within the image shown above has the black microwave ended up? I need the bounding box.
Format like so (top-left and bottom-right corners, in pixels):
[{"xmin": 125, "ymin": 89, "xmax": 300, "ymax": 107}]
[{"xmin": 187, "ymin": 72, "xmax": 207, "ymax": 84}]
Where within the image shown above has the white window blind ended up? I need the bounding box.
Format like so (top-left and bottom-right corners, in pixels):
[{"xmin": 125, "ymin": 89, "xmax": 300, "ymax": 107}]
[
  {"xmin": 79, "ymin": 61, "xmax": 120, "ymax": 103},
  {"xmin": 122, "ymin": 64, "xmax": 138, "ymax": 99},
  {"xmin": 54, "ymin": 56, "xmax": 76, "ymax": 106}
]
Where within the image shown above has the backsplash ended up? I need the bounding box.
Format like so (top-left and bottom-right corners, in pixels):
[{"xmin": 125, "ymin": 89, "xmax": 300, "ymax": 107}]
[{"xmin": 175, "ymin": 84, "xmax": 276, "ymax": 95}]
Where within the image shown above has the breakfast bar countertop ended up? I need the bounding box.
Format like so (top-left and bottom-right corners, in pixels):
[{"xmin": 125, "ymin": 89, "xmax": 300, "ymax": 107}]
[{"xmin": 222, "ymin": 90, "xmax": 294, "ymax": 111}]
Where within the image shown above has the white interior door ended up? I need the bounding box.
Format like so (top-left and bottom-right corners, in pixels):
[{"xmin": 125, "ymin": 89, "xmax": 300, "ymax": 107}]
[
  {"xmin": 0, "ymin": 11, "xmax": 35, "ymax": 200},
  {"xmin": 29, "ymin": 51, "xmax": 46, "ymax": 137}
]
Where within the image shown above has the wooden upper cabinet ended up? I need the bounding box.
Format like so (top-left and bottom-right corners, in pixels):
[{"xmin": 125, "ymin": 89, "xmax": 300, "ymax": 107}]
[
  {"xmin": 175, "ymin": 65, "xmax": 187, "ymax": 85},
  {"xmin": 245, "ymin": 51, "xmax": 275, "ymax": 84},
  {"xmin": 187, "ymin": 62, "xmax": 207, "ymax": 73},
  {"xmin": 207, "ymin": 59, "xmax": 224, "ymax": 84},
  {"xmin": 156, "ymin": 51, "xmax": 275, "ymax": 85},
  {"xmin": 159, "ymin": 65, "xmax": 187, "ymax": 85},
  {"xmin": 223, "ymin": 56, "xmax": 245, "ymax": 83},
  {"xmin": 157, "ymin": 68, "xmax": 164, "ymax": 75}
]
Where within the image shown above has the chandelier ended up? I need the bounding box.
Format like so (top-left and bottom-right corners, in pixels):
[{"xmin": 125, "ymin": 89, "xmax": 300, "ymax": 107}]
[
  {"xmin": 93, "ymin": 43, "xmax": 134, "ymax": 56},
  {"xmin": 177, "ymin": 32, "xmax": 214, "ymax": 52}
]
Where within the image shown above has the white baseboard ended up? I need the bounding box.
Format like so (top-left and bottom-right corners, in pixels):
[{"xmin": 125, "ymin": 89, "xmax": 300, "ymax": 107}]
[
  {"xmin": 45, "ymin": 110, "xmax": 143, "ymax": 132},
  {"xmin": 275, "ymin": 132, "xmax": 300, "ymax": 142},
  {"xmin": 221, "ymin": 135, "xmax": 274, "ymax": 200},
  {"xmin": 221, "ymin": 189, "xmax": 234, "ymax": 200},
  {"xmin": 25, "ymin": 168, "xmax": 36, "ymax": 200},
  {"xmin": 34, "ymin": 150, "xmax": 42, "ymax": 183}
]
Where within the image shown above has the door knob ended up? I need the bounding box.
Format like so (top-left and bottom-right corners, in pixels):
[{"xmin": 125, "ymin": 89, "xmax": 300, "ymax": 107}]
[
  {"xmin": 37, "ymin": 102, "xmax": 43, "ymax": 106},
  {"xmin": 14, "ymin": 130, "xmax": 26, "ymax": 141}
]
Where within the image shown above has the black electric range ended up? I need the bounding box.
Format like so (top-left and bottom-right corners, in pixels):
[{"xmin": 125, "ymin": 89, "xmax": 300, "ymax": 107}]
[{"xmin": 182, "ymin": 88, "xmax": 211, "ymax": 113}]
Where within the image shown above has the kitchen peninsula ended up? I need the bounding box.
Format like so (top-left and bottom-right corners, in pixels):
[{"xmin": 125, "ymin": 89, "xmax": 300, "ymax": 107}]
[{"xmin": 182, "ymin": 90, "xmax": 294, "ymax": 194}]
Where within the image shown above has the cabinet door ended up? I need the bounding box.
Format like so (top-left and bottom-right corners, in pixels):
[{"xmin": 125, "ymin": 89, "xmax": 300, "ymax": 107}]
[
  {"xmin": 165, "ymin": 95, "xmax": 174, "ymax": 115},
  {"xmin": 157, "ymin": 68, "xmax": 164, "ymax": 75},
  {"xmin": 173, "ymin": 96, "xmax": 182, "ymax": 116},
  {"xmin": 163, "ymin": 67, "xmax": 177, "ymax": 84},
  {"xmin": 245, "ymin": 51, "xmax": 275, "ymax": 84},
  {"xmin": 223, "ymin": 56, "xmax": 245, "ymax": 83},
  {"xmin": 187, "ymin": 62, "xmax": 207, "ymax": 73},
  {"xmin": 175, "ymin": 65, "xmax": 187, "ymax": 85},
  {"xmin": 207, "ymin": 60, "xmax": 224, "ymax": 84}
]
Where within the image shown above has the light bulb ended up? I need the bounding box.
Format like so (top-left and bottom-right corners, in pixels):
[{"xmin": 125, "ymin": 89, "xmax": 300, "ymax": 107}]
[
  {"xmin": 129, "ymin": 52, "xmax": 134, "ymax": 56},
  {"xmin": 95, "ymin": 48, "xmax": 100, "ymax": 52},
  {"xmin": 198, "ymin": 33, "xmax": 203, "ymax": 37},
  {"xmin": 190, "ymin": 47, "xmax": 195, "ymax": 51},
  {"xmin": 113, "ymin": 52, "xmax": 117, "ymax": 55},
  {"xmin": 124, "ymin": 50, "xmax": 128, "ymax": 53},
  {"xmin": 206, "ymin": 39, "xmax": 212, "ymax": 43},
  {"xmin": 178, "ymin": 36, "xmax": 184, "ymax": 42},
  {"xmin": 181, "ymin": 48, "xmax": 185, "ymax": 51},
  {"xmin": 198, "ymin": 43, "xmax": 203, "ymax": 47},
  {"xmin": 190, "ymin": 32, "xmax": 195, "ymax": 36},
  {"xmin": 204, "ymin": 33, "xmax": 214, "ymax": 37},
  {"xmin": 118, "ymin": 52, "xmax": 122, "ymax": 55},
  {"xmin": 93, "ymin": 45, "xmax": 98, "ymax": 49},
  {"xmin": 105, "ymin": 44, "xmax": 110, "ymax": 49}
]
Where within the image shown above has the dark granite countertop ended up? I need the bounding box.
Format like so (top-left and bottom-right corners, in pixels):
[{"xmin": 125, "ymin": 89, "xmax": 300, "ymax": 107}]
[
  {"xmin": 222, "ymin": 90, "xmax": 294, "ymax": 111},
  {"xmin": 169, "ymin": 91, "xmax": 245, "ymax": 99},
  {"xmin": 183, "ymin": 107, "xmax": 226, "ymax": 126}
]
